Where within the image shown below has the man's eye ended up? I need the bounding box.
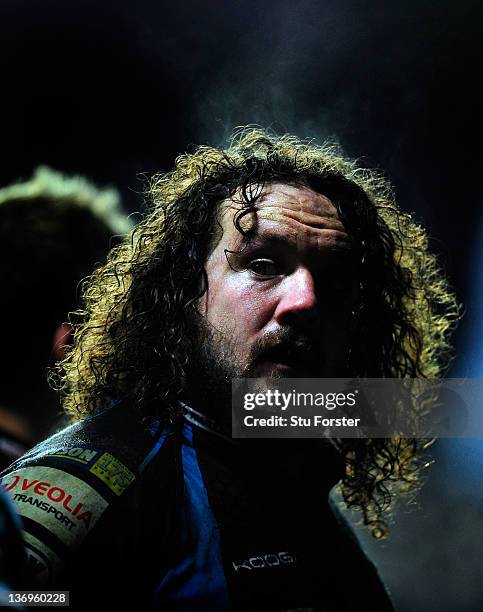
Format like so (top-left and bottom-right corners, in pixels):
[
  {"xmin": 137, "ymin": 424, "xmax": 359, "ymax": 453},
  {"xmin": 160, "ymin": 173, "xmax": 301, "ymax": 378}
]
[{"xmin": 247, "ymin": 259, "xmax": 280, "ymax": 277}]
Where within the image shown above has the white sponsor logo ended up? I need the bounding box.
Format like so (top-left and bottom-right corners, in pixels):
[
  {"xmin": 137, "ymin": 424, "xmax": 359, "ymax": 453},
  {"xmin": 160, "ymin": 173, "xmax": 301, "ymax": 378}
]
[
  {"xmin": 232, "ymin": 551, "xmax": 296, "ymax": 572},
  {"xmin": 2, "ymin": 466, "xmax": 108, "ymax": 549}
]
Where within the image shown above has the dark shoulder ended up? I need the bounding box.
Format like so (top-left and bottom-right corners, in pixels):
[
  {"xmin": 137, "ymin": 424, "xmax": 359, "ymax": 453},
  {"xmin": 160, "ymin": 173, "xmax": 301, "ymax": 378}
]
[
  {"xmin": 328, "ymin": 497, "xmax": 395, "ymax": 611},
  {"xmin": 0, "ymin": 402, "xmax": 175, "ymax": 589}
]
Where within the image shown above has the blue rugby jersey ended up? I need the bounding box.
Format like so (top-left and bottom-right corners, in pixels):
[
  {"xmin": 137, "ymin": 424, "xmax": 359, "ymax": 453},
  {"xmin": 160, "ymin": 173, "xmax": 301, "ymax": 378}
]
[{"xmin": 0, "ymin": 401, "xmax": 394, "ymax": 611}]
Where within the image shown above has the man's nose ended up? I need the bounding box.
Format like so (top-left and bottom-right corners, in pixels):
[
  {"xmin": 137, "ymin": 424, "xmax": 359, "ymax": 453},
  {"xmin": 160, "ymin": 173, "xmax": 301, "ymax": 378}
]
[{"xmin": 273, "ymin": 268, "xmax": 319, "ymax": 326}]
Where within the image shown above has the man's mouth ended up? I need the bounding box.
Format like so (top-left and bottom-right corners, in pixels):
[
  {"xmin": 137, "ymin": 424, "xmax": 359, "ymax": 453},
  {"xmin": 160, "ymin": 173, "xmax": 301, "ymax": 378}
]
[{"xmin": 259, "ymin": 345, "xmax": 313, "ymax": 373}]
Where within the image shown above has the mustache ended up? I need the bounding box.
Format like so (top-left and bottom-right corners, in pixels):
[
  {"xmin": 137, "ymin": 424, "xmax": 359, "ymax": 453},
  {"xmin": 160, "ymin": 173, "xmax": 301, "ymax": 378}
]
[{"xmin": 248, "ymin": 328, "xmax": 318, "ymax": 368}]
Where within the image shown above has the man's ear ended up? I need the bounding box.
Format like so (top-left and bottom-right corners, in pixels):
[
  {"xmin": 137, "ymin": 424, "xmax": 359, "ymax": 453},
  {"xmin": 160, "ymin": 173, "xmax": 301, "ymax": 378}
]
[{"xmin": 52, "ymin": 322, "xmax": 73, "ymax": 361}]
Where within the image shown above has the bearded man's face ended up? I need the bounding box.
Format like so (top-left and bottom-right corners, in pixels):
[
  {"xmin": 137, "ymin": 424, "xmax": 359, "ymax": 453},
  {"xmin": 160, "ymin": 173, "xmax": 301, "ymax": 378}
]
[{"xmin": 190, "ymin": 182, "xmax": 358, "ymax": 414}]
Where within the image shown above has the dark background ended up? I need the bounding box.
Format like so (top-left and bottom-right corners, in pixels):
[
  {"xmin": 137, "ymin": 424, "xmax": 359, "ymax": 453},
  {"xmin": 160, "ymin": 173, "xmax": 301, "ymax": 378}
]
[{"xmin": 1, "ymin": 1, "xmax": 482, "ymax": 609}]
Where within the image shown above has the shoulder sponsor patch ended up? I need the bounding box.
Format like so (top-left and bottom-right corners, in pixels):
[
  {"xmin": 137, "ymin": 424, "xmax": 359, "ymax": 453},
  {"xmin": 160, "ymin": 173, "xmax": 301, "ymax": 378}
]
[
  {"xmin": 1, "ymin": 466, "xmax": 108, "ymax": 550},
  {"xmin": 89, "ymin": 452, "xmax": 135, "ymax": 496},
  {"xmin": 46, "ymin": 447, "xmax": 99, "ymax": 466}
]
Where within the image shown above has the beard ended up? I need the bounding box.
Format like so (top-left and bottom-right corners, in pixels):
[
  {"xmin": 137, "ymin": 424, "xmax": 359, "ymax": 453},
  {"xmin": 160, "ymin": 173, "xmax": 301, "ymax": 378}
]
[
  {"xmin": 184, "ymin": 314, "xmax": 244, "ymax": 426},
  {"xmin": 183, "ymin": 312, "xmax": 345, "ymax": 480},
  {"xmin": 184, "ymin": 312, "xmax": 326, "ymax": 427}
]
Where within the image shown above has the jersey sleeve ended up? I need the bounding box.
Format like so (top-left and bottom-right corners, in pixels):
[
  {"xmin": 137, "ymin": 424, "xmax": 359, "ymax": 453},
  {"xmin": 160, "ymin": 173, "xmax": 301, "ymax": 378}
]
[
  {"xmin": 1, "ymin": 446, "xmax": 135, "ymax": 587},
  {"xmin": 0, "ymin": 415, "xmax": 139, "ymax": 589},
  {"xmin": 0, "ymin": 404, "xmax": 181, "ymax": 608}
]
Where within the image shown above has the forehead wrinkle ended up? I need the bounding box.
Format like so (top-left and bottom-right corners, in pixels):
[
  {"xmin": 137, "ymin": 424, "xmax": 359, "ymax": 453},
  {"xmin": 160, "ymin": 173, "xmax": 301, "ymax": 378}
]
[
  {"xmin": 257, "ymin": 204, "xmax": 346, "ymax": 232},
  {"xmin": 255, "ymin": 205, "xmax": 352, "ymax": 249},
  {"xmin": 233, "ymin": 217, "xmax": 353, "ymax": 256},
  {"xmin": 218, "ymin": 183, "xmax": 351, "ymax": 252},
  {"xmin": 280, "ymin": 207, "xmax": 343, "ymax": 229}
]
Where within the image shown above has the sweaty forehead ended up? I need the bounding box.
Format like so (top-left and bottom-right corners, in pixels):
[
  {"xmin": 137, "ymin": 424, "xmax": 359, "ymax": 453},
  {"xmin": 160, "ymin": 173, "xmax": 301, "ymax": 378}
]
[{"xmin": 218, "ymin": 182, "xmax": 351, "ymax": 250}]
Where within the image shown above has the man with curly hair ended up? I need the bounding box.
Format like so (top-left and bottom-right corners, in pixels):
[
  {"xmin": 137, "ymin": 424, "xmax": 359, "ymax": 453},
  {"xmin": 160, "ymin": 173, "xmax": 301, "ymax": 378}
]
[{"xmin": 1, "ymin": 129, "xmax": 458, "ymax": 610}]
